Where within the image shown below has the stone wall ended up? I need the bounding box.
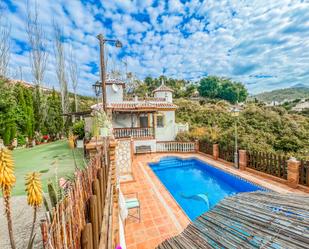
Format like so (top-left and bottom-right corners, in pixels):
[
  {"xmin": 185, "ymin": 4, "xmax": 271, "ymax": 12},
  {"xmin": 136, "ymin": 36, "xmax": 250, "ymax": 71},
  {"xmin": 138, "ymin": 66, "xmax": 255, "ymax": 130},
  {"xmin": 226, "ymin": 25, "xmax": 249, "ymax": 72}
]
[{"xmin": 116, "ymin": 139, "xmax": 132, "ymax": 176}]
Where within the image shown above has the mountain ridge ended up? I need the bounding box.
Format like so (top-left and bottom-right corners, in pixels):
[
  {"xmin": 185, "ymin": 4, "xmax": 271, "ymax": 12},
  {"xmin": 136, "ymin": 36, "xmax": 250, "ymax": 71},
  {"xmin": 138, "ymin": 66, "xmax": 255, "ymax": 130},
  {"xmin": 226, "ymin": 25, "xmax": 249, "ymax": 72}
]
[{"xmin": 253, "ymin": 85, "xmax": 309, "ymax": 102}]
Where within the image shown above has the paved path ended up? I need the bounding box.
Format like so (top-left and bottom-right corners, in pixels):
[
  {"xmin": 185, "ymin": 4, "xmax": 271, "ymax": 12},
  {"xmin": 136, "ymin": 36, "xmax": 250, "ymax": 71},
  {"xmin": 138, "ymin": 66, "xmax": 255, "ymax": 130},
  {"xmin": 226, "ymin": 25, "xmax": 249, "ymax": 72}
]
[{"xmin": 0, "ymin": 196, "xmax": 45, "ymax": 249}]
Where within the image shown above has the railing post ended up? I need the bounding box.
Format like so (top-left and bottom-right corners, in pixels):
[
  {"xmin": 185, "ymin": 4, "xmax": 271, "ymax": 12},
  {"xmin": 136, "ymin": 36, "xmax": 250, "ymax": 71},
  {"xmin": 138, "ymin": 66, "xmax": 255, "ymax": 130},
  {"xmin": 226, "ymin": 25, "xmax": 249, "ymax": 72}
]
[
  {"xmin": 287, "ymin": 157, "xmax": 301, "ymax": 188},
  {"xmin": 195, "ymin": 140, "xmax": 199, "ymax": 152},
  {"xmin": 130, "ymin": 137, "xmax": 134, "ymax": 162},
  {"xmin": 238, "ymin": 150, "xmax": 247, "ymax": 170},
  {"xmin": 213, "ymin": 144, "xmax": 219, "ymax": 160}
]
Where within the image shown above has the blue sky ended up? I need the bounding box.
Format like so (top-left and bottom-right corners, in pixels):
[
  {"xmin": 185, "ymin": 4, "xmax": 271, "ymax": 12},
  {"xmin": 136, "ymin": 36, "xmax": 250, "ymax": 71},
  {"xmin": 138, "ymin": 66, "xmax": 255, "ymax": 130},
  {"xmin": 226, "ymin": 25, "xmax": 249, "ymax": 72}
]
[{"xmin": 2, "ymin": 0, "xmax": 309, "ymax": 95}]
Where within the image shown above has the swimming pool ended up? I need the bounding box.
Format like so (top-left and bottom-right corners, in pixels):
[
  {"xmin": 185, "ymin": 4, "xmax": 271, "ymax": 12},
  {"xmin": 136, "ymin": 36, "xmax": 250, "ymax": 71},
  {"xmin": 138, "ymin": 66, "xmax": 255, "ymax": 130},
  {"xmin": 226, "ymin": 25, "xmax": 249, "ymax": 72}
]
[{"xmin": 149, "ymin": 157, "xmax": 266, "ymax": 220}]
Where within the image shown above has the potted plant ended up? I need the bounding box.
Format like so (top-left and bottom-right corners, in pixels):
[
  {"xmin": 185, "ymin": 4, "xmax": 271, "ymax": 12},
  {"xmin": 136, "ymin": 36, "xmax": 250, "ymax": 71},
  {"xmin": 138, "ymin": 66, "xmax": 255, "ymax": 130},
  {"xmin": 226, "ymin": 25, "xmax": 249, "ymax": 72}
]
[
  {"xmin": 42, "ymin": 135, "xmax": 49, "ymax": 143},
  {"xmin": 72, "ymin": 120, "xmax": 85, "ymax": 148},
  {"xmin": 93, "ymin": 109, "xmax": 112, "ymax": 137}
]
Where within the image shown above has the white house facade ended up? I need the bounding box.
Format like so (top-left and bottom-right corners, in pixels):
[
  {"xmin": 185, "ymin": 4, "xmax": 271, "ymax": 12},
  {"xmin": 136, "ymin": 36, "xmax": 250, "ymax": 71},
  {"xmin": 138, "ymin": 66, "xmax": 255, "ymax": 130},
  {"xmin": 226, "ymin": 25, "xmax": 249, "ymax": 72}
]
[{"xmin": 92, "ymin": 78, "xmax": 188, "ymax": 152}]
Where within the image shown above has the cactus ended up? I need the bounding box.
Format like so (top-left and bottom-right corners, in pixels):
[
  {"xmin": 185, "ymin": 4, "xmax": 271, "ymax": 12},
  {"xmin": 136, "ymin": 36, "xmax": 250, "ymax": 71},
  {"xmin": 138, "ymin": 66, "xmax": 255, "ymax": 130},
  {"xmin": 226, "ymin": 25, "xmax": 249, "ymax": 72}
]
[{"xmin": 47, "ymin": 181, "xmax": 58, "ymax": 208}]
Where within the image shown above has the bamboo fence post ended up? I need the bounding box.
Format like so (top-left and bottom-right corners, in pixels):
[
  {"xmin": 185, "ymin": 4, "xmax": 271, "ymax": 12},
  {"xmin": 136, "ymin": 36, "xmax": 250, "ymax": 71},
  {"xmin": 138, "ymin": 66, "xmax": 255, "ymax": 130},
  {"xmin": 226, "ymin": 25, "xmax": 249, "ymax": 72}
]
[
  {"xmin": 40, "ymin": 220, "xmax": 48, "ymax": 249},
  {"xmin": 97, "ymin": 168, "xmax": 104, "ymax": 211},
  {"xmin": 90, "ymin": 195, "xmax": 99, "ymax": 249},
  {"xmin": 93, "ymin": 179, "xmax": 102, "ymax": 231},
  {"xmin": 81, "ymin": 223, "xmax": 93, "ymax": 249}
]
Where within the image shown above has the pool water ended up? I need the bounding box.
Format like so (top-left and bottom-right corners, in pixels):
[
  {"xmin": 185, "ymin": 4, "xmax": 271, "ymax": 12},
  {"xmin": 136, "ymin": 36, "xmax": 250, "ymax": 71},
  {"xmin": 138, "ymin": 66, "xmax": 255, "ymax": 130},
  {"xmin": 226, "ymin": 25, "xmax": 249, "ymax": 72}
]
[{"xmin": 149, "ymin": 157, "xmax": 265, "ymax": 220}]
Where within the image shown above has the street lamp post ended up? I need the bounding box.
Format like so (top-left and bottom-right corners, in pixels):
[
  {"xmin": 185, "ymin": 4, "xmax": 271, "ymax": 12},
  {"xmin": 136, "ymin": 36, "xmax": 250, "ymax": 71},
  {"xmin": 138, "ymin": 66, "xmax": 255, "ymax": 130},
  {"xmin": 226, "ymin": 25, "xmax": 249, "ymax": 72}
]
[
  {"xmin": 231, "ymin": 107, "xmax": 240, "ymax": 168},
  {"xmin": 92, "ymin": 81, "xmax": 102, "ymax": 105},
  {"xmin": 97, "ymin": 34, "xmax": 122, "ymax": 112}
]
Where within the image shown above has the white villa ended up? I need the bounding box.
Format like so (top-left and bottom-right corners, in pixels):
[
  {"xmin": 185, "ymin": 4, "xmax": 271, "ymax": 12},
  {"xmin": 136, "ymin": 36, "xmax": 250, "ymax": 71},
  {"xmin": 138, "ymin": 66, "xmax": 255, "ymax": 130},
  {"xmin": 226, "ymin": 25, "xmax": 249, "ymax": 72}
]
[{"xmin": 91, "ymin": 78, "xmax": 188, "ymax": 153}]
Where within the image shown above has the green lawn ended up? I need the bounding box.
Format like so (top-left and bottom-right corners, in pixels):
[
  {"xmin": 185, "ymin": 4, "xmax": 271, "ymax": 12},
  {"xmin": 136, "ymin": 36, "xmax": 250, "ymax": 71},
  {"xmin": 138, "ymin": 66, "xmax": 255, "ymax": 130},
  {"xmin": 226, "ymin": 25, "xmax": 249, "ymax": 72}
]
[{"xmin": 3, "ymin": 140, "xmax": 86, "ymax": 196}]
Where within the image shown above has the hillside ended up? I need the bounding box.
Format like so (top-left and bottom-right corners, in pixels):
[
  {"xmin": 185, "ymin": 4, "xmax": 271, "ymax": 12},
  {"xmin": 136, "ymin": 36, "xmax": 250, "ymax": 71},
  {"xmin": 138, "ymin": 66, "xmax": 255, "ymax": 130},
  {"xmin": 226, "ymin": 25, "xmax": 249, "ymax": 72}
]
[
  {"xmin": 175, "ymin": 99, "xmax": 309, "ymax": 158},
  {"xmin": 253, "ymin": 86, "xmax": 309, "ymax": 102}
]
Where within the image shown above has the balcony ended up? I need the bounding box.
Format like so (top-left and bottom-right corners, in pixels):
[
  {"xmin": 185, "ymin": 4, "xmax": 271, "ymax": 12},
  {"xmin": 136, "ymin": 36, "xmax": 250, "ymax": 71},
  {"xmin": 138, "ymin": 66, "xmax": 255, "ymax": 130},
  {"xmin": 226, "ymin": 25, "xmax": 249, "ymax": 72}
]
[{"xmin": 113, "ymin": 127, "xmax": 154, "ymax": 139}]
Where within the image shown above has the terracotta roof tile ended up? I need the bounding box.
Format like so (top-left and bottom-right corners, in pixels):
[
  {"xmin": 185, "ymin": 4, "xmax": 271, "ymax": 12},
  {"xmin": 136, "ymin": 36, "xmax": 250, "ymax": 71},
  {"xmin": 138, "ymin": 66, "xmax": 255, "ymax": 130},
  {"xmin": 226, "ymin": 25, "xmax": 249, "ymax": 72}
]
[
  {"xmin": 107, "ymin": 101, "xmax": 177, "ymax": 111},
  {"xmin": 105, "ymin": 78, "xmax": 125, "ymax": 86},
  {"xmin": 153, "ymin": 84, "xmax": 174, "ymax": 93}
]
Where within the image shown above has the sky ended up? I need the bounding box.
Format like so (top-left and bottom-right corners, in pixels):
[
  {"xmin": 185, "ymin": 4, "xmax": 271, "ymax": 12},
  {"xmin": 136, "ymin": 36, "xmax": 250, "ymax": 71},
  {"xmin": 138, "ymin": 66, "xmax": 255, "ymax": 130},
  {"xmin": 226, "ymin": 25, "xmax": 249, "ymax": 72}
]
[{"xmin": 1, "ymin": 0, "xmax": 309, "ymax": 95}]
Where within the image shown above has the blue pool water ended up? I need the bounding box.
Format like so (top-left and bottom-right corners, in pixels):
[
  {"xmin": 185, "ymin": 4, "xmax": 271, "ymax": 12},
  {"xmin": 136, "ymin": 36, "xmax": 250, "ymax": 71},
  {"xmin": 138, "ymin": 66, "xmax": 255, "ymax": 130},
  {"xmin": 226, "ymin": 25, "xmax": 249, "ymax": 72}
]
[{"xmin": 149, "ymin": 157, "xmax": 265, "ymax": 220}]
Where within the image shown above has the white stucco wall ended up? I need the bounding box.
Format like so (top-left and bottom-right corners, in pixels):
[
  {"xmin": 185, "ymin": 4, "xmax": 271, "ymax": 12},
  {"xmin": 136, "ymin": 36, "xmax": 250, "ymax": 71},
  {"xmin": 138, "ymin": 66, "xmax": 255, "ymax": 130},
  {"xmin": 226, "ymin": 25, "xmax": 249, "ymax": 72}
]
[
  {"xmin": 106, "ymin": 84, "xmax": 123, "ymax": 103},
  {"xmin": 133, "ymin": 139, "xmax": 157, "ymax": 153},
  {"xmin": 154, "ymin": 91, "xmax": 173, "ymax": 102},
  {"xmin": 155, "ymin": 111, "xmax": 176, "ymax": 141}
]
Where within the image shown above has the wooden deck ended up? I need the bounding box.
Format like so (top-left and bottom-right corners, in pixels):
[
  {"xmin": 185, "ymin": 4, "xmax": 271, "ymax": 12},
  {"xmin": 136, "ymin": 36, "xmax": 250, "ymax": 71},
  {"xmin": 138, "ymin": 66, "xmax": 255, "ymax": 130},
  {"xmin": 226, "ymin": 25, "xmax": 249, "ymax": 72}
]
[{"xmin": 157, "ymin": 191, "xmax": 309, "ymax": 249}]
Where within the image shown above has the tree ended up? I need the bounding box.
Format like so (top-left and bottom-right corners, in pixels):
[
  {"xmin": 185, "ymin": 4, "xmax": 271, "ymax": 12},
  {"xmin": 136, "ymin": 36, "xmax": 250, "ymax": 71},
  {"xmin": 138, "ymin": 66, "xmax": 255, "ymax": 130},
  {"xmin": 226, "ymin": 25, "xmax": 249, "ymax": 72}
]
[
  {"xmin": 53, "ymin": 21, "xmax": 69, "ymax": 120},
  {"xmin": 26, "ymin": 0, "xmax": 49, "ymax": 132},
  {"xmin": 0, "ymin": 78, "xmax": 16, "ymax": 145},
  {"xmin": 198, "ymin": 76, "xmax": 248, "ymax": 104},
  {"xmin": 0, "ymin": 5, "xmax": 11, "ymax": 77},
  {"xmin": 68, "ymin": 46, "xmax": 79, "ymax": 112},
  {"xmin": 198, "ymin": 76, "xmax": 220, "ymax": 99}
]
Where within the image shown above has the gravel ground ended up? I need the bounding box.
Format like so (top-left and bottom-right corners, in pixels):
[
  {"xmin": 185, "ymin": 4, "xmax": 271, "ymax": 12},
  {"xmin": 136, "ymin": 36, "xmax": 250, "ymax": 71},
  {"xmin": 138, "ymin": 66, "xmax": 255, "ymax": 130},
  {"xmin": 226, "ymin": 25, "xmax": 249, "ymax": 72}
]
[{"xmin": 0, "ymin": 196, "xmax": 45, "ymax": 249}]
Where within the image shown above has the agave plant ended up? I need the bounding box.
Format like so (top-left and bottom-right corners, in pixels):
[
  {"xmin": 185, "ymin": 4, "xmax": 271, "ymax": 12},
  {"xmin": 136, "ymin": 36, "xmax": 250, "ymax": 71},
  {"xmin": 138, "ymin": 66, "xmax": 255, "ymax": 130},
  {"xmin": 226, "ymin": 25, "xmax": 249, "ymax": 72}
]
[
  {"xmin": 25, "ymin": 172, "xmax": 43, "ymax": 249},
  {"xmin": 0, "ymin": 148, "xmax": 16, "ymax": 249}
]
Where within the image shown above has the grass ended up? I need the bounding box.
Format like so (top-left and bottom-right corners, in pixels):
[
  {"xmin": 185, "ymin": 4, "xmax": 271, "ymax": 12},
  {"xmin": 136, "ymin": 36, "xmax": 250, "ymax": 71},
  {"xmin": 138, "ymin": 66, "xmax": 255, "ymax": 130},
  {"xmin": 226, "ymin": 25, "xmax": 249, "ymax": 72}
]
[{"xmin": 2, "ymin": 140, "xmax": 86, "ymax": 196}]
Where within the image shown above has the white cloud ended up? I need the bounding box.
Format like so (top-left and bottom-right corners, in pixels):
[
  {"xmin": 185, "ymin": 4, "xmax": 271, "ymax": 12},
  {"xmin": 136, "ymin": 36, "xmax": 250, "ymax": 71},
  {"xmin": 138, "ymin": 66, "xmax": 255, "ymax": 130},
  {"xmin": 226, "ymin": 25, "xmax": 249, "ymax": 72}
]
[{"xmin": 3, "ymin": 0, "xmax": 309, "ymax": 95}]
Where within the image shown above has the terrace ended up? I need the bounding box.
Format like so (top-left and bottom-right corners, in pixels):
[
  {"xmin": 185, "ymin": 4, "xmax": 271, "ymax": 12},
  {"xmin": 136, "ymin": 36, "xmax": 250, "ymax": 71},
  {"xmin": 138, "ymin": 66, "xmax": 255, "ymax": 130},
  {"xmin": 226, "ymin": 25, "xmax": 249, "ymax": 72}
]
[
  {"xmin": 38, "ymin": 137, "xmax": 309, "ymax": 249},
  {"xmin": 119, "ymin": 146, "xmax": 309, "ymax": 249}
]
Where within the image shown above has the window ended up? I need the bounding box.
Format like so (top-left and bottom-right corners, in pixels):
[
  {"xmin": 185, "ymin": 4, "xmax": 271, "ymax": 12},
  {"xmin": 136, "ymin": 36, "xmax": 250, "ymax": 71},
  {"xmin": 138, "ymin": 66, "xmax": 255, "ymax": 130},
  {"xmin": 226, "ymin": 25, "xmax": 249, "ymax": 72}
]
[
  {"xmin": 156, "ymin": 114, "xmax": 164, "ymax": 128},
  {"xmin": 139, "ymin": 115, "xmax": 148, "ymax": 128}
]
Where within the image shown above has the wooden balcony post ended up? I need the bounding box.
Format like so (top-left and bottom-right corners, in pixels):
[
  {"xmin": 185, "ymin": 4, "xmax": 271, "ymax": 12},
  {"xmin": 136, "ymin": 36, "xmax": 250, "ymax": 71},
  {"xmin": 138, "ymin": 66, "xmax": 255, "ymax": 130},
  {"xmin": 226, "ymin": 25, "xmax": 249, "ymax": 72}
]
[
  {"xmin": 287, "ymin": 157, "xmax": 301, "ymax": 188},
  {"xmin": 152, "ymin": 113, "xmax": 156, "ymax": 138}
]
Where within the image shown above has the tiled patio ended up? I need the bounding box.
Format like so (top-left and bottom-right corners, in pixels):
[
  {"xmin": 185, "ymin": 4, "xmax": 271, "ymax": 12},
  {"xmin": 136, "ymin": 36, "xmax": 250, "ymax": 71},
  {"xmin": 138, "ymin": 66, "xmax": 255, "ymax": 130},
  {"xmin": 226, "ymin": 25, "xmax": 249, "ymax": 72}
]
[
  {"xmin": 120, "ymin": 153, "xmax": 308, "ymax": 249},
  {"xmin": 120, "ymin": 154, "xmax": 190, "ymax": 249}
]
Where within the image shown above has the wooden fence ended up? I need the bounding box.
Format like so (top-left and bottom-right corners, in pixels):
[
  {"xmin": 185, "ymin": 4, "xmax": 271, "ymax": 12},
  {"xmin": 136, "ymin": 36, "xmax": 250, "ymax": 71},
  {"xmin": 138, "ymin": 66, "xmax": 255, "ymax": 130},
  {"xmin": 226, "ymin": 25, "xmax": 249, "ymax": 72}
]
[
  {"xmin": 247, "ymin": 151, "xmax": 288, "ymax": 180},
  {"xmin": 197, "ymin": 141, "xmax": 309, "ymax": 187},
  {"xmin": 41, "ymin": 140, "xmax": 119, "ymax": 249},
  {"xmin": 198, "ymin": 141, "xmax": 213, "ymax": 155},
  {"xmin": 156, "ymin": 141, "xmax": 197, "ymax": 153},
  {"xmin": 219, "ymin": 145, "xmax": 235, "ymax": 163},
  {"xmin": 300, "ymin": 159, "xmax": 309, "ymax": 186}
]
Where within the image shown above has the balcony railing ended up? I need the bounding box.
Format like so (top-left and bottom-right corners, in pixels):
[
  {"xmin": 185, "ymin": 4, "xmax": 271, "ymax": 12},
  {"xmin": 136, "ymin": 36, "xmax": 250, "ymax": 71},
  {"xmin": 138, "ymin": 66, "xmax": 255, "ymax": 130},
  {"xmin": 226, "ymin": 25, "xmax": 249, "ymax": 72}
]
[
  {"xmin": 123, "ymin": 97, "xmax": 166, "ymax": 102},
  {"xmin": 113, "ymin": 127, "xmax": 154, "ymax": 139},
  {"xmin": 156, "ymin": 141, "xmax": 197, "ymax": 153}
]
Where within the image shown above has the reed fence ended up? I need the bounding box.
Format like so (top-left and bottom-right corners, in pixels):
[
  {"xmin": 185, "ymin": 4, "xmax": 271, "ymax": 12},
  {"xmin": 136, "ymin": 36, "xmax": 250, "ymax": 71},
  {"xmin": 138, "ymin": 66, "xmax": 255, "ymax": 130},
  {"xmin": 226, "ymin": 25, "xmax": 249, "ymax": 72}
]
[
  {"xmin": 247, "ymin": 151, "xmax": 288, "ymax": 180},
  {"xmin": 198, "ymin": 141, "xmax": 213, "ymax": 155},
  {"xmin": 41, "ymin": 140, "xmax": 119, "ymax": 249},
  {"xmin": 300, "ymin": 159, "xmax": 309, "ymax": 186}
]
